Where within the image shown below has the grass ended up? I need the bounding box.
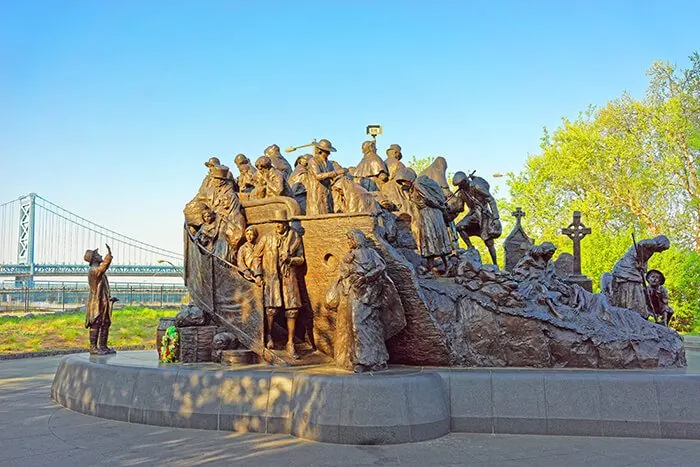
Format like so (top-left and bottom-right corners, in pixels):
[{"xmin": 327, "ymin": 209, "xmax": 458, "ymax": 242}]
[{"xmin": 0, "ymin": 307, "xmax": 178, "ymax": 354}]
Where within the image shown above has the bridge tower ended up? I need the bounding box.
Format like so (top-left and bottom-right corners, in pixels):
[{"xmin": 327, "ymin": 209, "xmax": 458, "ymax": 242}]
[{"xmin": 16, "ymin": 193, "xmax": 36, "ymax": 288}]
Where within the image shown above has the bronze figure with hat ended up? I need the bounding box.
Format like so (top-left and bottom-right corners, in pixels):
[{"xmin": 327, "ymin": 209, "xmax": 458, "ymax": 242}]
[
  {"xmin": 646, "ymin": 269, "xmax": 674, "ymax": 326},
  {"xmin": 205, "ymin": 156, "xmax": 222, "ymax": 168},
  {"xmin": 264, "ymin": 144, "xmax": 293, "ymax": 179},
  {"xmin": 252, "ymin": 209, "xmax": 305, "ymax": 359},
  {"xmin": 234, "ymin": 153, "xmax": 257, "ymax": 193},
  {"xmin": 84, "ymin": 244, "xmax": 118, "ymax": 355},
  {"xmin": 251, "ymin": 156, "xmax": 292, "ymax": 200},
  {"xmin": 306, "ymin": 138, "xmax": 347, "ymax": 215}
]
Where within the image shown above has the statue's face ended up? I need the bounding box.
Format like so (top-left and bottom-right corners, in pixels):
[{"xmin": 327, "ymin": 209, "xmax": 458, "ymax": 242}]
[
  {"xmin": 245, "ymin": 229, "xmax": 256, "ymax": 243},
  {"xmin": 347, "ymin": 236, "xmax": 357, "ymax": 249},
  {"xmin": 93, "ymin": 252, "xmax": 103, "ymax": 263},
  {"xmin": 648, "ymin": 272, "xmax": 662, "ymax": 286},
  {"xmin": 275, "ymin": 222, "xmax": 288, "ymax": 234},
  {"xmin": 203, "ymin": 211, "xmax": 215, "ymax": 224}
]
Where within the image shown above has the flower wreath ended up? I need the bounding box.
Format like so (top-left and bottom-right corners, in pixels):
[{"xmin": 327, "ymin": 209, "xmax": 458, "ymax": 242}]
[{"xmin": 160, "ymin": 325, "xmax": 179, "ymax": 362}]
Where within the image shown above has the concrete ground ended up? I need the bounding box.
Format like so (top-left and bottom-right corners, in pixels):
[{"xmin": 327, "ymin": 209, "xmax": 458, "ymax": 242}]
[{"xmin": 3, "ymin": 356, "xmax": 700, "ymax": 466}]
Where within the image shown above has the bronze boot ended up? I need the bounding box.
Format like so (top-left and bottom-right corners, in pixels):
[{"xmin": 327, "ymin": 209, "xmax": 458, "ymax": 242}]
[
  {"xmin": 88, "ymin": 328, "xmax": 101, "ymax": 355},
  {"xmin": 98, "ymin": 327, "xmax": 116, "ymax": 354}
]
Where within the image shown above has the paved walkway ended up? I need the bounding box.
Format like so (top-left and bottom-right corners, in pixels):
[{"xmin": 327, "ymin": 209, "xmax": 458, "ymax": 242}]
[{"xmin": 3, "ymin": 355, "xmax": 700, "ymax": 466}]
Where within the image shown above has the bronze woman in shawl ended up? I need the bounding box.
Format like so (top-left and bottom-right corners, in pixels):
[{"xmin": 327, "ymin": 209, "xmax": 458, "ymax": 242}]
[
  {"xmin": 395, "ymin": 167, "xmax": 452, "ymax": 274},
  {"xmin": 328, "ymin": 229, "xmax": 406, "ymax": 372}
]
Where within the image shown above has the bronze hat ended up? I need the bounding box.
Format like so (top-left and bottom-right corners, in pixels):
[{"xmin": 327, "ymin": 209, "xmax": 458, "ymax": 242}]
[
  {"xmin": 271, "ymin": 209, "xmax": 290, "ymax": 223},
  {"xmin": 204, "ymin": 157, "xmax": 221, "ymax": 168},
  {"xmin": 211, "ymin": 165, "xmax": 230, "ymax": 179},
  {"xmin": 646, "ymin": 269, "xmax": 666, "ymax": 285},
  {"xmin": 255, "ymin": 156, "xmax": 272, "ymax": 169},
  {"xmin": 387, "ymin": 144, "xmax": 402, "ymax": 153},
  {"xmin": 264, "ymin": 144, "xmax": 281, "ymax": 156},
  {"xmin": 295, "ymin": 154, "xmax": 311, "ymax": 166},
  {"xmin": 234, "ymin": 153, "xmax": 248, "ymax": 165},
  {"xmin": 452, "ymin": 171, "xmax": 469, "ymax": 186},
  {"xmin": 84, "ymin": 248, "xmax": 98, "ymax": 263},
  {"xmin": 314, "ymin": 139, "xmax": 337, "ymax": 153}
]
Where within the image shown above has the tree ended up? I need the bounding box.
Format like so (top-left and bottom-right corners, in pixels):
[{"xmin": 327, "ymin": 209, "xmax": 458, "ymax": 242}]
[
  {"xmin": 503, "ymin": 53, "xmax": 700, "ymax": 331},
  {"xmin": 407, "ymin": 155, "xmax": 433, "ymax": 174}
]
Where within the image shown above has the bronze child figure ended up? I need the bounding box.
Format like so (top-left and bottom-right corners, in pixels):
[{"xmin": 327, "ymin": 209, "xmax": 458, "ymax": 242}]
[
  {"xmin": 84, "ymin": 244, "xmax": 118, "ymax": 355},
  {"xmin": 646, "ymin": 269, "xmax": 674, "ymax": 326}
]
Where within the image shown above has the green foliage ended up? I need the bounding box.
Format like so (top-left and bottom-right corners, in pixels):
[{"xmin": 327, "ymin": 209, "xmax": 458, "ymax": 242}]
[
  {"xmin": 0, "ymin": 306, "xmax": 178, "ymax": 353},
  {"xmin": 160, "ymin": 325, "xmax": 179, "ymax": 362},
  {"xmin": 505, "ymin": 52, "xmax": 700, "ymax": 331},
  {"xmin": 407, "ymin": 155, "xmax": 434, "ymax": 174},
  {"xmin": 650, "ymin": 250, "xmax": 700, "ymax": 332}
]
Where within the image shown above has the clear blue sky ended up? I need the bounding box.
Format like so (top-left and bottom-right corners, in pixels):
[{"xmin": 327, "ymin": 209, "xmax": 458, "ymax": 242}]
[{"xmin": 1, "ymin": 1, "xmax": 698, "ymax": 253}]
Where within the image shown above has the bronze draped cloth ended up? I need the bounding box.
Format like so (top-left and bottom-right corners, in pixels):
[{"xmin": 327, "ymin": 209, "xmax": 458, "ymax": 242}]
[
  {"xmin": 337, "ymin": 245, "xmax": 406, "ymax": 368},
  {"xmin": 307, "ymin": 156, "xmax": 335, "ymax": 215},
  {"xmin": 610, "ymin": 237, "xmax": 668, "ymax": 317},
  {"xmin": 354, "ymin": 153, "xmax": 388, "ymax": 192},
  {"xmin": 253, "ymin": 228, "xmax": 304, "ymax": 310},
  {"xmin": 409, "ymin": 175, "xmax": 452, "ymax": 257}
]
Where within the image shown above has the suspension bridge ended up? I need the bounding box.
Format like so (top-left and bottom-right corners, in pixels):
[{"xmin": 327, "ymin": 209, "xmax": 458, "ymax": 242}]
[{"xmin": 0, "ymin": 193, "xmax": 184, "ymax": 286}]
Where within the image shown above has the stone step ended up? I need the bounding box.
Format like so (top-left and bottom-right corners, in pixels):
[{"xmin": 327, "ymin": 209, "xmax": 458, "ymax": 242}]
[{"xmin": 221, "ymin": 349, "xmax": 258, "ymax": 365}]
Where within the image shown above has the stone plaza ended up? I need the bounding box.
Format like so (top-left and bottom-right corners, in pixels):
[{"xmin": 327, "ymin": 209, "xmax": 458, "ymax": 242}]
[{"xmin": 2, "ymin": 342, "xmax": 700, "ymax": 466}]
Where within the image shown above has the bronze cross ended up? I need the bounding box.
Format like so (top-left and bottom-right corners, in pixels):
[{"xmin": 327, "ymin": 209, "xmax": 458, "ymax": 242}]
[
  {"xmin": 561, "ymin": 211, "xmax": 591, "ymax": 275},
  {"xmin": 512, "ymin": 207, "xmax": 525, "ymax": 228}
]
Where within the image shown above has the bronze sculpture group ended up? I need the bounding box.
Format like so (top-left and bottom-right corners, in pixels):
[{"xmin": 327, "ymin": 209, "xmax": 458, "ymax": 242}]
[
  {"xmin": 170, "ymin": 137, "xmax": 683, "ymax": 371},
  {"xmin": 179, "ymin": 138, "xmax": 513, "ymax": 368}
]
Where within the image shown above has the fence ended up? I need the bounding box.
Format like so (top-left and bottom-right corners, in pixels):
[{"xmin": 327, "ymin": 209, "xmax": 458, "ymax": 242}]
[{"xmin": 0, "ymin": 282, "xmax": 188, "ymax": 313}]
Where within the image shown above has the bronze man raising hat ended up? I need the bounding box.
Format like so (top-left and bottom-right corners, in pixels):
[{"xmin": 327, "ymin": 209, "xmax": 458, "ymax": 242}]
[{"xmin": 84, "ymin": 244, "xmax": 118, "ymax": 355}]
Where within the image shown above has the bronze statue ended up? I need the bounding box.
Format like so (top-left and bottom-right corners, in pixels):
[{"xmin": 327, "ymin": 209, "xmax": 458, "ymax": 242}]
[
  {"xmin": 185, "ymin": 163, "xmax": 247, "ymax": 261},
  {"xmin": 380, "ymin": 150, "xmax": 410, "ymax": 212},
  {"xmin": 307, "ymin": 139, "xmax": 347, "ymax": 215},
  {"xmin": 84, "ymin": 245, "xmax": 117, "ymax": 355},
  {"xmin": 191, "ymin": 203, "xmax": 228, "ymax": 258},
  {"xmin": 512, "ymin": 241, "xmax": 557, "ymax": 283},
  {"xmin": 511, "ymin": 242, "xmax": 564, "ymax": 318},
  {"xmin": 646, "ymin": 269, "xmax": 674, "ymax": 326},
  {"xmin": 327, "ymin": 230, "xmax": 405, "ymax": 372},
  {"xmin": 176, "ymin": 144, "xmax": 686, "ymax": 371},
  {"xmin": 252, "ymin": 156, "xmax": 291, "ymax": 199},
  {"xmin": 450, "ymin": 171, "xmax": 502, "ymax": 266},
  {"xmin": 233, "ymin": 154, "xmax": 257, "ymax": 193},
  {"xmin": 237, "ymin": 226, "xmax": 259, "ymax": 282},
  {"xmin": 253, "ymin": 210, "xmax": 305, "ymax": 359},
  {"xmin": 288, "ymin": 154, "xmax": 311, "ymax": 213},
  {"xmin": 384, "ymin": 144, "xmax": 405, "ymax": 176},
  {"xmin": 264, "ymin": 144, "xmax": 293, "ymax": 179},
  {"xmin": 354, "ymin": 140, "xmax": 389, "ymax": 192},
  {"xmin": 331, "ymin": 176, "xmax": 379, "ymax": 214},
  {"xmin": 395, "ymin": 167, "xmax": 452, "ymax": 274},
  {"xmin": 421, "ymin": 157, "xmax": 459, "ymax": 254},
  {"xmin": 609, "ymin": 235, "xmax": 671, "ymax": 318},
  {"xmin": 420, "ymin": 157, "xmax": 450, "ymax": 194},
  {"xmin": 200, "ymin": 157, "xmax": 238, "ymax": 193}
]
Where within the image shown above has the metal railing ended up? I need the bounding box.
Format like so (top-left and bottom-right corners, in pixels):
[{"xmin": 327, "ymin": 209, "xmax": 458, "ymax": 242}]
[{"xmin": 0, "ymin": 282, "xmax": 188, "ymax": 313}]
